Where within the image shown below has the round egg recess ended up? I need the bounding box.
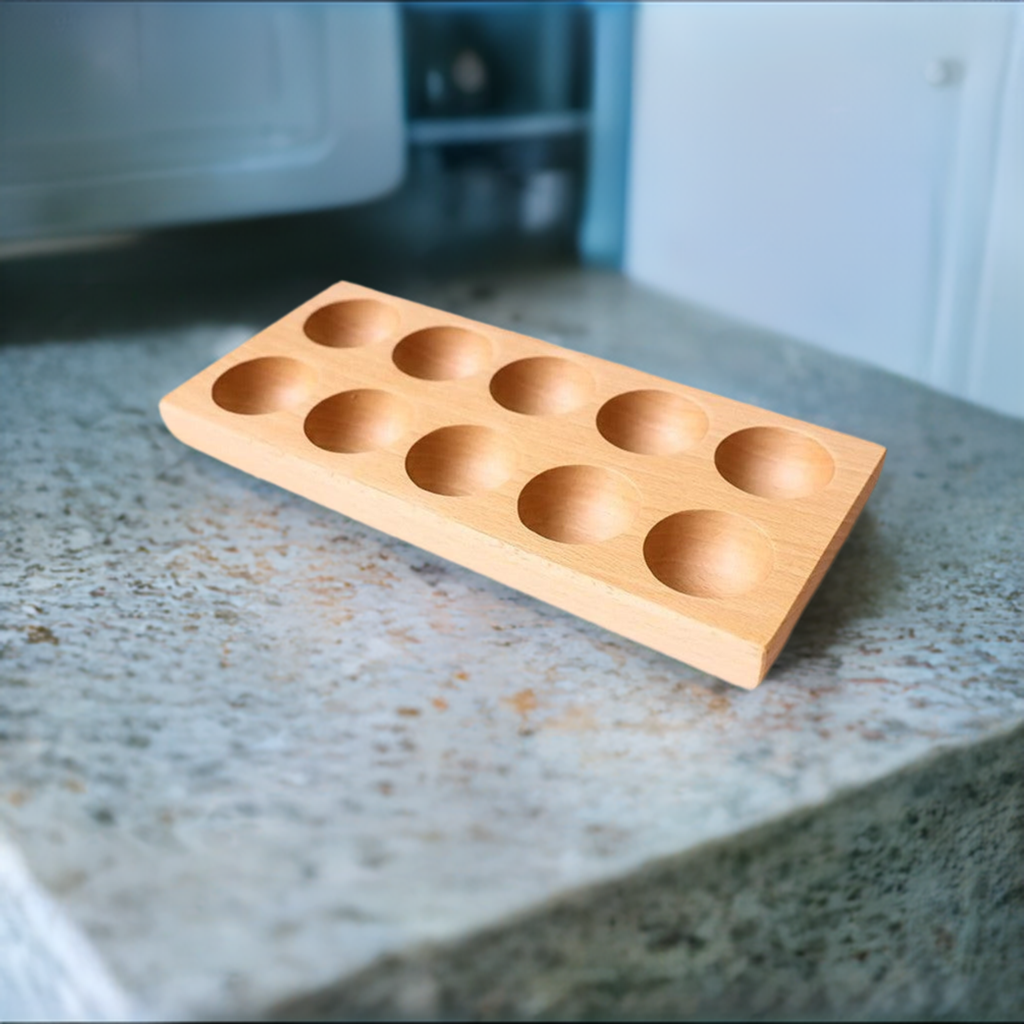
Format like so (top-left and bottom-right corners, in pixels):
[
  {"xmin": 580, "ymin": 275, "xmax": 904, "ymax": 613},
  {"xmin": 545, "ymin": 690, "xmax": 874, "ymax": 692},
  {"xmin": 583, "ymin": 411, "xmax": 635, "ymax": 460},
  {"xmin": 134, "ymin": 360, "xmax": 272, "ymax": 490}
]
[
  {"xmin": 518, "ymin": 465, "xmax": 640, "ymax": 545},
  {"xmin": 597, "ymin": 389, "xmax": 709, "ymax": 455},
  {"xmin": 715, "ymin": 426, "xmax": 835, "ymax": 500},
  {"xmin": 405, "ymin": 425, "xmax": 515, "ymax": 497},
  {"xmin": 393, "ymin": 326, "xmax": 492, "ymax": 381},
  {"xmin": 490, "ymin": 356, "xmax": 594, "ymax": 415},
  {"xmin": 212, "ymin": 356, "xmax": 316, "ymax": 415},
  {"xmin": 644, "ymin": 510, "xmax": 774, "ymax": 599},
  {"xmin": 303, "ymin": 299, "xmax": 400, "ymax": 349},
  {"xmin": 304, "ymin": 389, "xmax": 411, "ymax": 454}
]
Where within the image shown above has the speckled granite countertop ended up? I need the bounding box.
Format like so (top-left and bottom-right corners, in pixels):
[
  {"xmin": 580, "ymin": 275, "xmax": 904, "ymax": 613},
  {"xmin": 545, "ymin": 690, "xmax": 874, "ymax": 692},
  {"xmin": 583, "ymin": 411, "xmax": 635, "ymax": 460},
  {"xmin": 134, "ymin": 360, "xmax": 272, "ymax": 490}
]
[{"xmin": 1, "ymin": 268, "xmax": 1022, "ymax": 1020}]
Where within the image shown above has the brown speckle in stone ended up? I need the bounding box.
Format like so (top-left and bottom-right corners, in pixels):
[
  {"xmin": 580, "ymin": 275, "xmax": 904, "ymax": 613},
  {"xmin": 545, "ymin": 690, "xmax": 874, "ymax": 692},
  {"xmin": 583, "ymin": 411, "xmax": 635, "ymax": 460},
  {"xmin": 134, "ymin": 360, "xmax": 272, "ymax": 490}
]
[
  {"xmin": 505, "ymin": 689, "xmax": 538, "ymax": 716},
  {"xmin": 25, "ymin": 625, "xmax": 59, "ymax": 645},
  {"xmin": 704, "ymin": 695, "xmax": 732, "ymax": 715},
  {"xmin": 543, "ymin": 705, "xmax": 597, "ymax": 733}
]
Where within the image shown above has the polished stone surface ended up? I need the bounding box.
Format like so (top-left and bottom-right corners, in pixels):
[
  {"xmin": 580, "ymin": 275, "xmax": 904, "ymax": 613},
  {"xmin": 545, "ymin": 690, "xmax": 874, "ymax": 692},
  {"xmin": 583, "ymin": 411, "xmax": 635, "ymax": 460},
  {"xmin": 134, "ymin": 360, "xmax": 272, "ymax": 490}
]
[{"xmin": 1, "ymin": 268, "xmax": 1022, "ymax": 1019}]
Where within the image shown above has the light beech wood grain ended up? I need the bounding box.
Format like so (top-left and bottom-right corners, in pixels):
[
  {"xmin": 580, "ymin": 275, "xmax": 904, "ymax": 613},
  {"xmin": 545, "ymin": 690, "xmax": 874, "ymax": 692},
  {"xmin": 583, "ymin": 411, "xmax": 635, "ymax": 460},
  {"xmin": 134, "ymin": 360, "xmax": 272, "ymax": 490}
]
[{"xmin": 159, "ymin": 282, "xmax": 886, "ymax": 689}]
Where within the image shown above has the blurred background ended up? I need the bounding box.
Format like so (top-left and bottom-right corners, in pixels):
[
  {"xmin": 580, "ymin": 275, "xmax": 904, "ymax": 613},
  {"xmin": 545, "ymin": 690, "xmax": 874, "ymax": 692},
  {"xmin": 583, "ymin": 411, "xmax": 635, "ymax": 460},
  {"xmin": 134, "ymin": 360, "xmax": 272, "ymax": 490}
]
[{"xmin": 1, "ymin": 1, "xmax": 1020, "ymax": 419}]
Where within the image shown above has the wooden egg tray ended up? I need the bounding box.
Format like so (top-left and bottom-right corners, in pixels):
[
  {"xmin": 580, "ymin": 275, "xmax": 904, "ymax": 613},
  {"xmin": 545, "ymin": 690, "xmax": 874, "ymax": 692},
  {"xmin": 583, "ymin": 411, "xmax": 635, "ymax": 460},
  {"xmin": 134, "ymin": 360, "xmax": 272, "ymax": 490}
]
[{"xmin": 159, "ymin": 282, "xmax": 886, "ymax": 689}]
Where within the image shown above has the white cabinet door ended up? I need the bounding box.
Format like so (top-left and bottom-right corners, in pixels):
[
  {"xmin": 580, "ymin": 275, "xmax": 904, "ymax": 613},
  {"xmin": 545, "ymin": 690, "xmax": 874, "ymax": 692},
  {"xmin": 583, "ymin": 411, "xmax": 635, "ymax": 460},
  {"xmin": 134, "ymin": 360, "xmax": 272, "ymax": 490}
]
[
  {"xmin": 967, "ymin": 18, "xmax": 1024, "ymax": 421},
  {"xmin": 626, "ymin": 3, "xmax": 1020, "ymax": 416}
]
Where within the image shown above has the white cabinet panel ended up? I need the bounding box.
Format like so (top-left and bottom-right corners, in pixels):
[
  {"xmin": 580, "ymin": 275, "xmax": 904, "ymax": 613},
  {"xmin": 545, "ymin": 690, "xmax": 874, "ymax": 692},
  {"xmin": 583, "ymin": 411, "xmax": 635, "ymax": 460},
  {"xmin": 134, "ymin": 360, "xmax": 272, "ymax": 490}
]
[
  {"xmin": 968, "ymin": 17, "xmax": 1024, "ymax": 421},
  {"xmin": 626, "ymin": 3, "xmax": 1019, "ymax": 415}
]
